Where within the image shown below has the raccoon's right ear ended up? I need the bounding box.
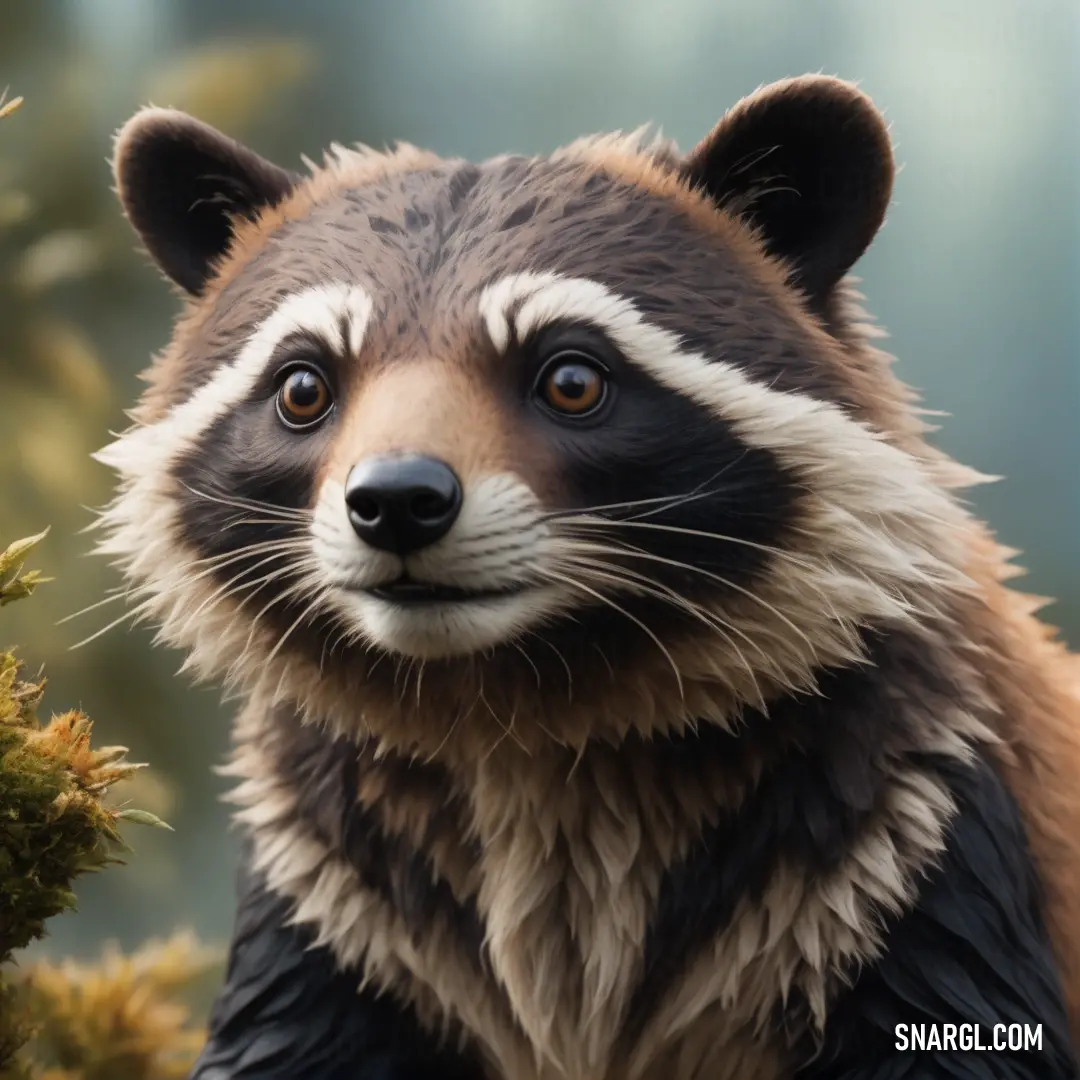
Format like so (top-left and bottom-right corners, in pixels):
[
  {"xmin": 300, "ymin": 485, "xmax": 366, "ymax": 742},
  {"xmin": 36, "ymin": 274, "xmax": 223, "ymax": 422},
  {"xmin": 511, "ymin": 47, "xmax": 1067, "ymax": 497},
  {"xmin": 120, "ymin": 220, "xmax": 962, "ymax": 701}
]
[{"xmin": 113, "ymin": 108, "xmax": 298, "ymax": 296}]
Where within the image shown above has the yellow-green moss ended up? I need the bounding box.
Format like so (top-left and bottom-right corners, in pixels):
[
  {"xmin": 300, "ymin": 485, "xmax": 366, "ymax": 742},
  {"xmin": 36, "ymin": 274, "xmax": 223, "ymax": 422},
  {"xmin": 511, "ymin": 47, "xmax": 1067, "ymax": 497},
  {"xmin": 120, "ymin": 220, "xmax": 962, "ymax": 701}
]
[
  {"xmin": 0, "ymin": 533, "xmax": 162, "ymax": 958},
  {"xmin": 16, "ymin": 932, "xmax": 217, "ymax": 1080},
  {"xmin": 0, "ymin": 530, "xmax": 212, "ymax": 1079}
]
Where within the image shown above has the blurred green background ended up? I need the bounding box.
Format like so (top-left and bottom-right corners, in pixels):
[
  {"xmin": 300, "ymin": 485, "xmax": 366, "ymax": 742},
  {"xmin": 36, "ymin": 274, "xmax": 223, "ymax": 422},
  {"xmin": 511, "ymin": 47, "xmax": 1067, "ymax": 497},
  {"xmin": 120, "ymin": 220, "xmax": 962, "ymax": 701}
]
[{"xmin": 2, "ymin": 0, "xmax": 1078, "ymax": 962}]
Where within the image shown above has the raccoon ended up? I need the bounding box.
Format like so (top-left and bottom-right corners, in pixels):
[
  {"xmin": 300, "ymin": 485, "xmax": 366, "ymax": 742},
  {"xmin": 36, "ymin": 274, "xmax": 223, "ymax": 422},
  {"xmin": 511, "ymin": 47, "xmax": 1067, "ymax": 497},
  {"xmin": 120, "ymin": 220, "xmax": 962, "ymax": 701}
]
[{"xmin": 96, "ymin": 75, "xmax": 1080, "ymax": 1078}]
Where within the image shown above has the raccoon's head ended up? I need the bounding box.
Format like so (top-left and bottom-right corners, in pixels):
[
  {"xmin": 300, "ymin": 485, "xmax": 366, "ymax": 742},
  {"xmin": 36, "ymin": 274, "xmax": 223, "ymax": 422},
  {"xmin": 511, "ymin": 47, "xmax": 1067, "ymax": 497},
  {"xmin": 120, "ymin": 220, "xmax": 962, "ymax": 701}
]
[{"xmin": 96, "ymin": 76, "xmax": 971, "ymax": 757}]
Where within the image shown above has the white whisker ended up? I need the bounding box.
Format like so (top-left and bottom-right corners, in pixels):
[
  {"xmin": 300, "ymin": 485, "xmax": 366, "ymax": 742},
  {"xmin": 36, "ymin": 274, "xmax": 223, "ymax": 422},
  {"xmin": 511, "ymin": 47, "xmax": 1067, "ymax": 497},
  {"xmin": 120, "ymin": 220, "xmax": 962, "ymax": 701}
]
[
  {"xmin": 538, "ymin": 569, "xmax": 685, "ymax": 703},
  {"xmin": 263, "ymin": 582, "xmax": 335, "ymax": 668},
  {"xmin": 556, "ymin": 552, "xmax": 765, "ymax": 707},
  {"xmin": 558, "ymin": 517, "xmax": 820, "ymax": 574},
  {"xmin": 178, "ymin": 482, "xmax": 313, "ymax": 521},
  {"xmin": 594, "ymin": 542, "xmax": 818, "ymax": 659}
]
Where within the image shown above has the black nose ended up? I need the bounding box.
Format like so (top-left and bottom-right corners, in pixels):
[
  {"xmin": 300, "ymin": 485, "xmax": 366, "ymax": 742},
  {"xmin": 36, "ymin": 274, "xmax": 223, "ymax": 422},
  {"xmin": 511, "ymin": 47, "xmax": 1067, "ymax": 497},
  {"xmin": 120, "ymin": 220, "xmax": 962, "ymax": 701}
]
[{"xmin": 344, "ymin": 454, "xmax": 463, "ymax": 555}]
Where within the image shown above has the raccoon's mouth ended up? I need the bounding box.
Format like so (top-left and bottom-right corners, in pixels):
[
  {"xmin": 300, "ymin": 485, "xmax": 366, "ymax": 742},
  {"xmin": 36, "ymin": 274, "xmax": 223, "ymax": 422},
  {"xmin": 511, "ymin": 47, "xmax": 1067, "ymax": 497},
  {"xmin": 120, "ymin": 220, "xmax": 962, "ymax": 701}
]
[{"xmin": 362, "ymin": 577, "xmax": 528, "ymax": 605}]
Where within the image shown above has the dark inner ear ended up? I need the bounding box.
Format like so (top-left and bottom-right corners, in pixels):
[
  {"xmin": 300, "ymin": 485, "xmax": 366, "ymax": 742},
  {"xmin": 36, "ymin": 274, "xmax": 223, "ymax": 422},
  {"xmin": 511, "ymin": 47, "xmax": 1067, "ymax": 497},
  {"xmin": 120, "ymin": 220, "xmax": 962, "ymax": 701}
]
[
  {"xmin": 113, "ymin": 109, "xmax": 298, "ymax": 296},
  {"xmin": 682, "ymin": 76, "xmax": 895, "ymax": 309}
]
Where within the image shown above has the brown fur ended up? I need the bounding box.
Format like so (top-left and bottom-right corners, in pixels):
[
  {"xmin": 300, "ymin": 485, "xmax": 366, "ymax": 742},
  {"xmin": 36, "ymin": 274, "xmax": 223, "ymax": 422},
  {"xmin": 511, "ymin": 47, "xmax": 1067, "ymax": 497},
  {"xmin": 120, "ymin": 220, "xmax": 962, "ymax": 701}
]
[
  {"xmin": 103, "ymin": 77, "xmax": 1080, "ymax": 1073},
  {"xmin": 825, "ymin": 284, "xmax": 1080, "ymax": 1046},
  {"xmin": 123, "ymin": 134, "xmax": 446, "ymax": 425},
  {"xmin": 963, "ymin": 535, "xmax": 1080, "ymax": 1045},
  {"xmin": 224, "ymin": 614, "xmax": 1001, "ymax": 1078}
]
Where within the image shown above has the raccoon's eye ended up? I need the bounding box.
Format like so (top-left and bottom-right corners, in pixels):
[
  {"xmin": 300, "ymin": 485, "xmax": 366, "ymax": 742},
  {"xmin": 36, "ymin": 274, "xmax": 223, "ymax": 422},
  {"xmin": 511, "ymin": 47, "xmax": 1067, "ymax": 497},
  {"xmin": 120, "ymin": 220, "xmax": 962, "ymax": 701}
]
[
  {"xmin": 535, "ymin": 352, "xmax": 609, "ymax": 418},
  {"xmin": 276, "ymin": 366, "xmax": 333, "ymax": 429}
]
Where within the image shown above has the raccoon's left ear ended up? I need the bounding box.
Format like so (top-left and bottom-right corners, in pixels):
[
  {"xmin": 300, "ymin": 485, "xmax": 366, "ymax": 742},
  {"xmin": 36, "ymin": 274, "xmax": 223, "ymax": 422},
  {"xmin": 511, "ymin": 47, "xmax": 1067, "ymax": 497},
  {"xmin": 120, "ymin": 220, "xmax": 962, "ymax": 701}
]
[
  {"xmin": 113, "ymin": 108, "xmax": 298, "ymax": 296},
  {"xmin": 682, "ymin": 75, "xmax": 894, "ymax": 307}
]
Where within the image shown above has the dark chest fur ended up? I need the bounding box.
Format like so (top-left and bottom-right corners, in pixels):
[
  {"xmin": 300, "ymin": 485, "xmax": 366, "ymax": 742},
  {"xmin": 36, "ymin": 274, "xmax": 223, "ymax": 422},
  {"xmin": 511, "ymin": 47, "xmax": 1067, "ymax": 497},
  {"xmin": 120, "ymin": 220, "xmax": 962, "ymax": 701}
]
[{"xmin": 223, "ymin": 626, "xmax": 1077, "ymax": 1079}]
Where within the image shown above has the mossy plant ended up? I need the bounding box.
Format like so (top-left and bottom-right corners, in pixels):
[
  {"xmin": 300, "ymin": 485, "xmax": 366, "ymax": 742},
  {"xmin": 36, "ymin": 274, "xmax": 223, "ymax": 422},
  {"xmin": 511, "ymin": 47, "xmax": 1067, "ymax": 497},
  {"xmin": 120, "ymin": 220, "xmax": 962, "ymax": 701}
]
[
  {"xmin": 0, "ymin": 528, "xmax": 213, "ymax": 1079},
  {"xmin": 0, "ymin": 532, "xmax": 161, "ymax": 955},
  {"xmin": 15, "ymin": 932, "xmax": 217, "ymax": 1080}
]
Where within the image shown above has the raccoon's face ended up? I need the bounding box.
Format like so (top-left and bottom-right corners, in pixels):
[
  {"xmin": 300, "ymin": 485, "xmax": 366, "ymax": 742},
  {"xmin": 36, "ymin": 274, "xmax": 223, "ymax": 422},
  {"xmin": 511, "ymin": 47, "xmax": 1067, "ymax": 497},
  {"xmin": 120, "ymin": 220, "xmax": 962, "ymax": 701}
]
[{"xmin": 96, "ymin": 77, "xmax": 967, "ymax": 752}]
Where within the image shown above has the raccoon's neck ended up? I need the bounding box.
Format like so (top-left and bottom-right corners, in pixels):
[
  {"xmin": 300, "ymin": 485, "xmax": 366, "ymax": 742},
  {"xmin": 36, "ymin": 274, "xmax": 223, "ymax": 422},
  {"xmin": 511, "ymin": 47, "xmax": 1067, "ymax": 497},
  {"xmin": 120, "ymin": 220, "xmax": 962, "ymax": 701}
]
[{"xmin": 224, "ymin": 623, "xmax": 997, "ymax": 1078}]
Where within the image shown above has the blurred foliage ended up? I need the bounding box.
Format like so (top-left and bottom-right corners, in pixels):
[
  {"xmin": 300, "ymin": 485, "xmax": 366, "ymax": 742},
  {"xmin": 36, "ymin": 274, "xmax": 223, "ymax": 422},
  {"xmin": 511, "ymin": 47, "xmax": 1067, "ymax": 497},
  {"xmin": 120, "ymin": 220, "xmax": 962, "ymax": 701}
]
[
  {"xmin": 0, "ymin": 9, "xmax": 322, "ymax": 960},
  {"xmin": 0, "ymin": 528, "xmax": 214, "ymax": 1079},
  {"xmin": 1, "ymin": 75, "xmax": 225, "ymax": 1075},
  {"xmin": 15, "ymin": 933, "xmax": 217, "ymax": 1080},
  {"xmin": 146, "ymin": 40, "xmax": 316, "ymax": 134},
  {"xmin": 0, "ymin": 33, "xmax": 316, "ymax": 552}
]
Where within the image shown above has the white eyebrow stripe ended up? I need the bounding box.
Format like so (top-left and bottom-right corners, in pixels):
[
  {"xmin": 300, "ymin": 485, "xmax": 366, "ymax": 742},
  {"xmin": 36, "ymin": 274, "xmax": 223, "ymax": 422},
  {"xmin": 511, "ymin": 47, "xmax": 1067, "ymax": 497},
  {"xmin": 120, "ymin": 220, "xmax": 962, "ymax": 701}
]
[
  {"xmin": 478, "ymin": 269, "xmax": 879, "ymax": 463},
  {"xmin": 476, "ymin": 271, "xmax": 961, "ymax": 563},
  {"xmin": 477, "ymin": 270, "xmax": 559, "ymax": 354},
  {"xmin": 95, "ymin": 282, "xmax": 374, "ymax": 481}
]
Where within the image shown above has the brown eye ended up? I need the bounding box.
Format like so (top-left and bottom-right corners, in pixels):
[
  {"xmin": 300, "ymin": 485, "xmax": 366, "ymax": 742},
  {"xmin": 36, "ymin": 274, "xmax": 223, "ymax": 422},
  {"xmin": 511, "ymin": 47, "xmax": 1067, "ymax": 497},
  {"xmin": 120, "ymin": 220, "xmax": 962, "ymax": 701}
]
[
  {"xmin": 277, "ymin": 367, "xmax": 332, "ymax": 428},
  {"xmin": 537, "ymin": 352, "xmax": 608, "ymax": 417}
]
